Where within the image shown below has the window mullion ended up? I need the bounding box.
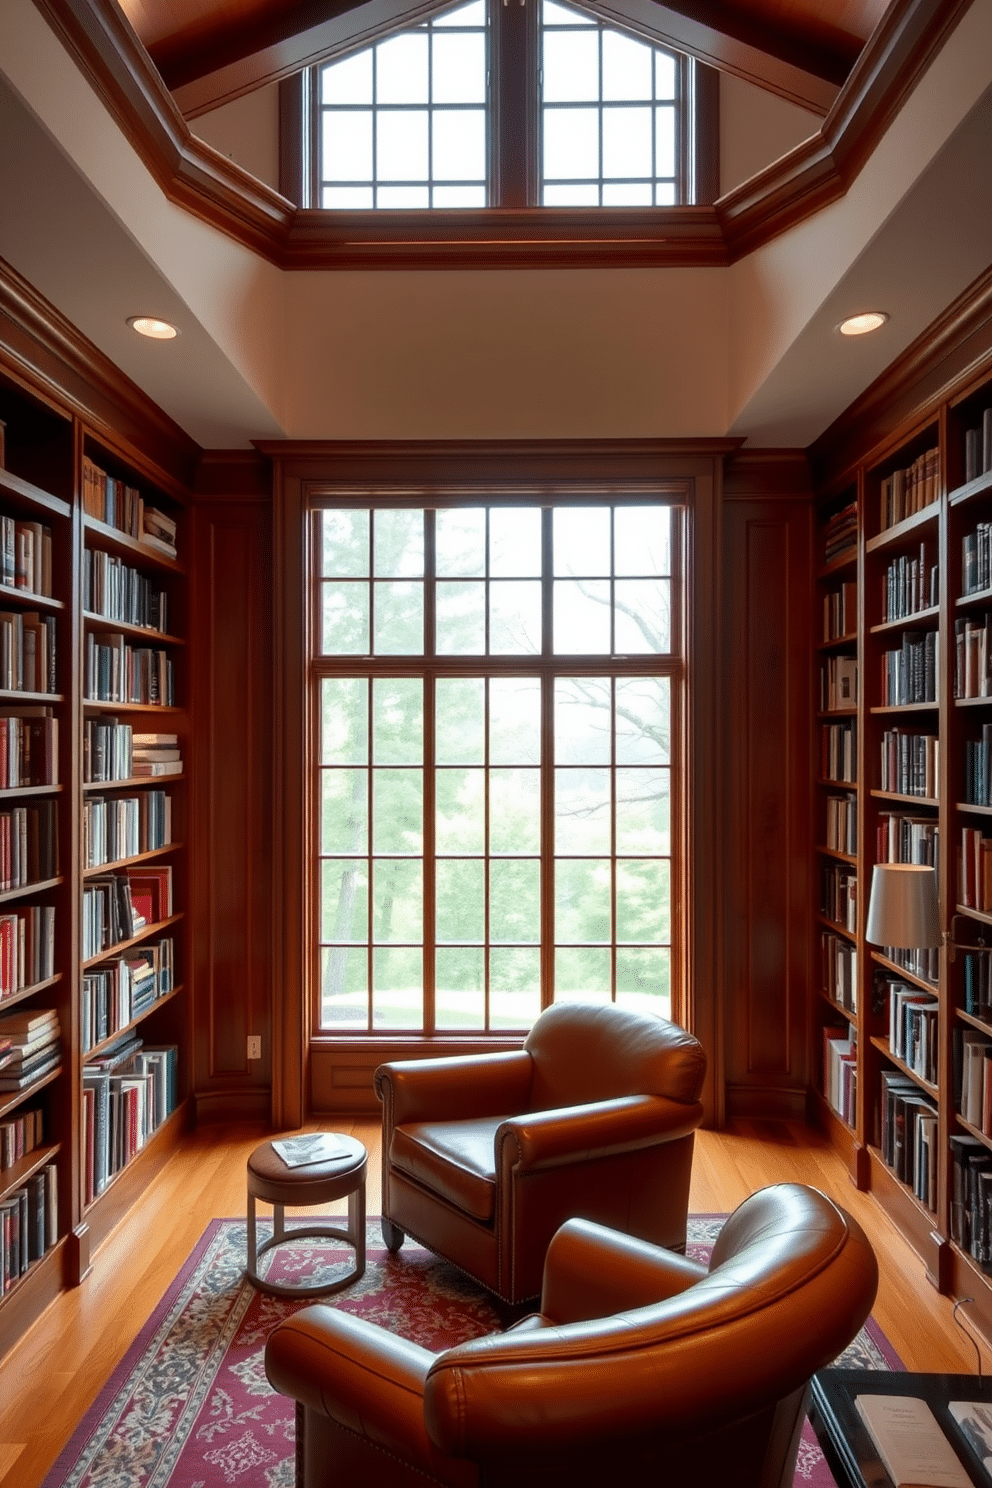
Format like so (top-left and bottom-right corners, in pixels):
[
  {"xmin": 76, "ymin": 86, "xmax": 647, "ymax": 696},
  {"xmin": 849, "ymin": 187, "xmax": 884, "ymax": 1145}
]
[{"xmin": 492, "ymin": 0, "xmax": 536, "ymax": 207}]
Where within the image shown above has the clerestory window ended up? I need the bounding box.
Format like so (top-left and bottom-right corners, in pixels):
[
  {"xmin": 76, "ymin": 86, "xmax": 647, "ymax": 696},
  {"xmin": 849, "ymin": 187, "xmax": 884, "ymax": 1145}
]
[{"xmin": 299, "ymin": 0, "xmax": 710, "ymax": 210}]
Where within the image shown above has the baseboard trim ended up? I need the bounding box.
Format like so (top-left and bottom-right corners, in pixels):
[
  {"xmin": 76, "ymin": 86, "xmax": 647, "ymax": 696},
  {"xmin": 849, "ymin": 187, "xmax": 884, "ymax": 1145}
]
[
  {"xmin": 724, "ymin": 1085, "xmax": 810, "ymax": 1121},
  {"xmin": 194, "ymin": 1089, "xmax": 273, "ymax": 1123}
]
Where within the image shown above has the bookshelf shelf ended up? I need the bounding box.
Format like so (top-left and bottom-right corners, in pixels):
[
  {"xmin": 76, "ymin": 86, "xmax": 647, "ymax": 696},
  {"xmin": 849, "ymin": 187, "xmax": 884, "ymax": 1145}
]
[
  {"xmin": 0, "ymin": 1064, "xmax": 62, "ymax": 1121},
  {"xmin": 82, "ymin": 515, "xmax": 182, "ymax": 573},
  {"xmin": 82, "ymin": 774, "xmax": 184, "ymax": 793},
  {"xmin": 865, "ymin": 502, "xmax": 939, "ymax": 553},
  {"xmin": 82, "ymin": 612, "xmax": 184, "ymax": 646},
  {"xmin": 0, "ymin": 1141, "xmax": 60, "ymax": 1206},
  {"xmin": 870, "ymin": 606, "xmax": 940, "ymax": 635},
  {"xmin": 869, "ymin": 1036, "xmax": 939, "ymax": 1097},
  {"xmin": 870, "ymin": 702, "xmax": 939, "ymax": 715},
  {"xmin": 83, "ymin": 843, "xmax": 180, "ymax": 877},
  {"xmin": 81, "ymin": 912, "xmax": 182, "ymax": 970},
  {"xmin": 0, "ymin": 973, "xmax": 61, "ymax": 1016},
  {"xmin": 0, "ymin": 467, "xmax": 71, "ymax": 522},
  {"xmin": 82, "ymin": 984, "xmax": 183, "ymax": 1060},
  {"xmin": 949, "ymin": 468, "xmax": 992, "ymax": 508}
]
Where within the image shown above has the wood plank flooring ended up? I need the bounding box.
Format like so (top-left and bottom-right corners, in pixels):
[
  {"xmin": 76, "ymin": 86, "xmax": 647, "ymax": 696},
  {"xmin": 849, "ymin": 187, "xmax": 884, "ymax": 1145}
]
[{"xmin": 0, "ymin": 1117, "xmax": 988, "ymax": 1488}]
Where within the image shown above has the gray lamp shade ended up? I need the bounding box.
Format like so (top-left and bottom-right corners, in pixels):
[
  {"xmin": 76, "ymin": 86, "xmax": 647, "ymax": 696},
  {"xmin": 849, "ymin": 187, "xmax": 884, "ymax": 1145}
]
[{"xmin": 865, "ymin": 863, "xmax": 940, "ymax": 949}]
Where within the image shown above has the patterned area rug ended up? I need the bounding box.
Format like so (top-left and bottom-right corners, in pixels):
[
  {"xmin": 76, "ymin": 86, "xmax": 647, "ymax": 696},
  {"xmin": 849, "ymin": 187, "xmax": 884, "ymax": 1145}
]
[{"xmin": 42, "ymin": 1216, "xmax": 901, "ymax": 1488}]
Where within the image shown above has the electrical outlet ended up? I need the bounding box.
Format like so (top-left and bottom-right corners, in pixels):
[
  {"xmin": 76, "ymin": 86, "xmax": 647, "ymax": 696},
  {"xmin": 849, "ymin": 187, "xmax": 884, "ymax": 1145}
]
[{"xmin": 247, "ymin": 1036, "xmax": 261, "ymax": 1061}]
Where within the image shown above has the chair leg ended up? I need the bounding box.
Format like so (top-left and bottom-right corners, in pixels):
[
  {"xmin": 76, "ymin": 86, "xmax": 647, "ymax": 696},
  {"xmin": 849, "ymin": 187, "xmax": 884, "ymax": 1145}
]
[{"xmin": 381, "ymin": 1218, "xmax": 405, "ymax": 1252}]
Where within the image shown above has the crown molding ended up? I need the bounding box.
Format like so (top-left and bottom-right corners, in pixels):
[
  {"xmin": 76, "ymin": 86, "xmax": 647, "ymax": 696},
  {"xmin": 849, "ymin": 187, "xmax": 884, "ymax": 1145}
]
[{"xmin": 32, "ymin": 0, "xmax": 971, "ymax": 272}]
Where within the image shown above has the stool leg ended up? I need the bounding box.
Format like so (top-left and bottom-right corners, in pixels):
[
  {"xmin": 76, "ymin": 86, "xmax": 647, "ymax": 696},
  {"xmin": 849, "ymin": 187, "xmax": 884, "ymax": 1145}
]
[
  {"xmin": 246, "ymin": 1192, "xmax": 257, "ymax": 1274},
  {"xmin": 349, "ymin": 1182, "xmax": 366, "ymax": 1280},
  {"xmin": 274, "ymin": 1203, "xmax": 285, "ymax": 1242}
]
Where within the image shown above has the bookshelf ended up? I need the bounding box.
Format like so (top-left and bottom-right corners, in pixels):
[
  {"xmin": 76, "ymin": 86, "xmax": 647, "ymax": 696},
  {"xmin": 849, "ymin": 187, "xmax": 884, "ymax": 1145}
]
[{"xmin": 0, "ymin": 365, "xmax": 190, "ymax": 1353}]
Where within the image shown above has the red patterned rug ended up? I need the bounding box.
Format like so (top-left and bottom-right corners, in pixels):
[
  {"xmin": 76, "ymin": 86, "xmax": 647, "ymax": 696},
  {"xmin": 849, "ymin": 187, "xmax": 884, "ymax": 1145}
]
[{"xmin": 42, "ymin": 1216, "xmax": 901, "ymax": 1488}]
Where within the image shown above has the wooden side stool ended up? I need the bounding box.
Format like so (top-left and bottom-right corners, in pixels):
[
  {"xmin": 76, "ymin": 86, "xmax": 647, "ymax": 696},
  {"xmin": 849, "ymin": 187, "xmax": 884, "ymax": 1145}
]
[{"xmin": 245, "ymin": 1135, "xmax": 367, "ymax": 1297}]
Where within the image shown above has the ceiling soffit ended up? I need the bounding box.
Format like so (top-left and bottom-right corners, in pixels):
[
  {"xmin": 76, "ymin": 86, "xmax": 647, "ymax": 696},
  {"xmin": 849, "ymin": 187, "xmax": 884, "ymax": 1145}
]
[{"xmin": 33, "ymin": 0, "xmax": 973, "ymax": 272}]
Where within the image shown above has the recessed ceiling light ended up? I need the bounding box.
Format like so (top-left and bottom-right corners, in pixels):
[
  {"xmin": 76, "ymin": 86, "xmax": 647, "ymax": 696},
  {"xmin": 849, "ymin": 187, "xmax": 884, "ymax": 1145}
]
[
  {"xmin": 838, "ymin": 312, "xmax": 889, "ymax": 337},
  {"xmin": 128, "ymin": 315, "xmax": 179, "ymax": 340}
]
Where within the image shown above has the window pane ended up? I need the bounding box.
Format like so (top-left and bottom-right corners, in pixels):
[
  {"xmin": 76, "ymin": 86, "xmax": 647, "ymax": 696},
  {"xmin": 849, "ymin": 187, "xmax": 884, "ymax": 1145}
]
[
  {"xmin": 437, "ymin": 508, "xmax": 485, "ymax": 576},
  {"xmin": 433, "ymin": 110, "xmax": 486, "ymax": 182},
  {"xmin": 378, "ymin": 186, "xmax": 431, "ymax": 207},
  {"xmin": 555, "ymin": 767, "xmax": 610, "ymax": 852},
  {"xmin": 372, "ymin": 947, "xmax": 422, "ymax": 1027},
  {"xmin": 490, "ymin": 948, "xmax": 541, "ymax": 1027},
  {"xmin": 322, "ymin": 769, "xmax": 367, "ymax": 852},
  {"xmin": 616, "ymin": 767, "xmax": 669, "ymax": 853},
  {"xmin": 374, "ymin": 580, "xmax": 424, "ymax": 653},
  {"xmin": 615, "ymin": 677, "xmax": 669, "ymax": 763},
  {"xmin": 544, "ymin": 0, "xmax": 594, "ymax": 23},
  {"xmin": 556, "ymin": 858, "xmax": 610, "ymax": 942},
  {"xmin": 322, "ymin": 858, "xmax": 369, "ymax": 942},
  {"xmin": 322, "ymin": 677, "xmax": 368, "ymax": 763},
  {"xmin": 614, "ymin": 579, "xmax": 670, "ymax": 652},
  {"xmin": 436, "ymin": 0, "xmax": 485, "ymax": 24},
  {"xmin": 490, "ymin": 769, "xmax": 540, "ymax": 854},
  {"xmin": 543, "ymin": 31, "xmax": 599, "ymax": 102},
  {"xmin": 436, "ymin": 768, "xmax": 485, "ymax": 852},
  {"xmin": 655, "ymin": 181, "xmax": 676, "ymax": 205},
  {"xmin": 603, "ymin": 106, "xmax": 652, "ymax": 179},
  {"xmin": 554, "ymin": 580, "xmax": 612, "ymax": 653},
  {"xmin": 376, "ymin": 33, "xmax": 429, "ymax": 104},
  {"xmin": 433, "ymin": 35, "xmax": 486, "ymax": 104},
  {"xmin": 436, "ymin": 678, "xmax": 484, "ymax": 763},
  {"xmin": 490, "ymin": 859, "xmax": 540, "ymax": 941},
  {"xmin": 656, "ymin": 50, "xmax": 677, "ymax": 99},
  {"xmin": 490, "ymin": 678, "xmax": 541, "ymax": 764},
  {"xmin": 373, "ymin": 860, "xmax": 422, "ymax": 941},
  {"xmin": 322, "ymin": 52, "xmax": 372, "ymax": 104},
  {"xmin": 543, "ymin": 184, "xmax": 599, "ymax": 205},
  {"xmin": 555, "ymin": 677, "xmax": 611, "ymax": 765},
  {"xmin": 617, "ymin": 947, "xmax": 670, "ymax": 1016},
  {"xmin": 433, "ymin": 185, "xmax": 487, "ymax": 207},
  {"xmin": 490, "ymin": 508, "xmax": 541, "ymax": 576},
  {"xmin": 322, "ymin": 581, "xmax": 369, "ymax": 654},
  {"xmin": 435, "ymin": 947, "xmax": 485, "ymax": 1027},
  {"xmin": 322, "ymin": 186, "xmax": 374, "ymax": 208},
  {"xmin": 602, "ymin": 32, "xmax": 652, "ymax": 100},
  {"xmin": 324, "ymin": 111, "xmax": 373, "ymax": 180},
  {"xmin": 374, "ymin": 509, "xmax": 423, "ymax": 575},
  {"xmin": 373, "ymin": 677, "xmax": 422, "ymax": 763},
  {"xmin": 544, "ymin": 108, "xmax": 599, "ymax": 179},
  {"xmin": 554, "ymin": 507, "xmax": 610, "ymax": 576},
  {"xmin": 373, "ymin": 770, "xmax": 422, "ymax": 851},
  {"xmin": 436, "ymin": 858, "xmax": 485, "ymax": 940},
  {"xmin": 377, "ymin": 110, "xmax": 429, "ymax": 181},
  {"xmin": 614, "ymin": 506, "xmax": 670, "ymax": 575},
  {"xmin": 656, "ymin": 105, "xmax": 676, "ymax": 175},
  {"xmin": 602, "ymin": 182, "xmax": 652, "ymax": 206},
  {"xmin": 320, "ymin": 945, "xmax": 367, "ymax": 1026},
  {"xmin": 616, "ymin": 859, "xmax": 670, "ymax": 942},
  {"xmin": 437, "ymin": 581, "xmax": 485, "ymax": 653},
  {"xmin": 490, "ymin": 581, "xmax": 541, "ymax": 654},
  {"xmin": 555, "ymin": 946, "xmax": 610, "ymax": 999},
  {"xmin": 322, "ymin": 509, "xmax": 369, "ymax": 577}
]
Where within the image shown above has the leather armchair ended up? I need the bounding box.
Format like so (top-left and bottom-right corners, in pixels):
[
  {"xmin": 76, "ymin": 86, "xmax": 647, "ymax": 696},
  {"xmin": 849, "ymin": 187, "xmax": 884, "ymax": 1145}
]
[
  {"xmin": 265, "ymin": 1182, "xmax": 879, "ymax": 1488},
  {"xmin": 374, "ymin": 1001, "xmax": 707, "ymax": 1302}
]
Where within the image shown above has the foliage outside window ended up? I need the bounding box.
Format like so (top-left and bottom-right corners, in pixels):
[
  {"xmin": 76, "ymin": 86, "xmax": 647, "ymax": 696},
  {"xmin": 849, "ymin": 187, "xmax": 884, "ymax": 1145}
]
[{"xmin": 311, "ymin": 498, "xmax": 683, "ymax": 1035}]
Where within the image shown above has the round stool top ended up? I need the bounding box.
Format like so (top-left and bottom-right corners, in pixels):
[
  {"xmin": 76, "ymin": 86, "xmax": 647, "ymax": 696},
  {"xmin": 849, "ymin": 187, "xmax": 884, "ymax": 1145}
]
[{"xmin": 248, "ymin": 1134, "xmax": 367, "ymax": 1194}]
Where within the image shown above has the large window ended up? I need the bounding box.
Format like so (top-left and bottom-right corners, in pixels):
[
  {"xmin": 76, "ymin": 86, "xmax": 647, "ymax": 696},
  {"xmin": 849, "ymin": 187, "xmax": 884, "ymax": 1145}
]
[
  {"xmin": 311, "ymin": 498, "xmax": 683, "ymax": 1035},
  {"xmin": 308, "ymin": 0, "xmax": 701, "ymax": 209}
]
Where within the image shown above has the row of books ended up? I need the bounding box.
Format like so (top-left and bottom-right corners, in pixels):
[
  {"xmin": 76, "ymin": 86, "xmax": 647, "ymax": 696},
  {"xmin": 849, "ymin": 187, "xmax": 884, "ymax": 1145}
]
[
  {"xmin": 963, "ymin": 949, "xmax": 992, "ymax": 1021},
  {"xmin": 876, "ymin": 813, "xmax": 938, "ymax": 870},
  {"xmin": 823, "ymin": 582, "xmax": 856, "ymax": 642},
  {"xmin": 0, "ymin": 905, "xmax": 55, "ymax": 1001},
  {"xmin": 880, "ymin": 629, "xmax": 937, "ymax": 706},
  {"xmin": 0, "ymin": 713, "xmax": 57, "ymax": 788},
  {"xmin": 821, "ymin": 863, "xmax": 857, "ymax": 933},
  {"xmin": 963, "ymin": 725, "xmax": 992, "ymax": 806},
  {"xmin": 84, "ymin": 549, "xmax": 169, "ymax": 633},
  {"xmin": 0, "ymin": 1007, "xmax": 60, "ymax": 1092},
  {"xmin": 82, "ymin": 722, "xmax": 183, "ymax": 783},
  {"xmin": 821, "ymin": 720, "xmax": 857, "ymax": 784},
  {"xmin": 0, "ymin": 1105, "xmax": 43, "ymax": 1171},
  {"xmin": 0, "ymin": 517, "xmax": 52, "ymax": 597},
  {"xmin": 957, "ymin": 1028, "xmax": 992, "ymax": 1133},
  {"xmin": 962, "ymin": 523, "xmax": 992, "ymax": 597},
  {"xmin": 822, "ymin": 501, "xmax": 857, "ymax": 565},
  {"xmin": 85, "ymin": 634, "xmax": 174, "ymax": 708},
  {"xmin": 81, "ymin": 456, "xmax": 178, "ymax": 559},
  {"xmin": 825, "ymin": 792, "xmax": 857, "ymax": 855},
  {"xmin": 0, "ymin": 800, "xmax": 58, "ymax": 891},
  {"xmin": 1, "ymin": 1162, "xmax": 57, "ymax": 1296},
  {"xmin": 824, "ymin": 1029, "xmax": 857, "ymax": 1125},
  {"xmin": 881, "ymin": 544, "xmax": 938, "ymax": 623},
  {"xmin": 955, "ymin": 614, "xmax": 992, "ymax": 699},
  {"xmin": 964, "ymin": 407, "xmax": 992, "ymax": 484},
  {"xmin": 959, "ymin": 828, "xmax": 992, "ymax": 912},
  {"xmin": 82, "ymin": 866, "xmax": 173, "ymax": 959},
  {"xmin": 879, "ymin": 447, "xmax": 939, "ymax": 531},
  {"xmin": 884, "ymin": 943, "xmax": 940, "ymax": 985},
  {"xmin": 822, "ymin": 931, "xmax": 857, "ymax": 1012},
  {"xmin": 81, "ymin": 937, "xmax": 173, "ymax": 1052},
  {"xmin": 83, "ymin": 791, "xmax": 171, "ymax": 869},
  {"xmin": 879, "ymin": 729, "xmax": 939, "ymax": 799},
  {"xmin": 82, "ymin": 1037, "xmax": 178, "ymax": 1202},
  {"xmin": 950, "ymin": 1133, "xmax": 992, "ymax": 1266},
  {"xmin": 888, "ymin": 982, "xmax": 938, "ymax": 1086},
  {"xmin": 0, "ymin": 611, "xmax": 56, "ymax": 694},
  {"xmin": 879, "ymin": 1070, "xmax": 937, "ymax": 1211},
  {"xmin": 821, "ymin": 657, "xmax": 857, "ymax": 713}
]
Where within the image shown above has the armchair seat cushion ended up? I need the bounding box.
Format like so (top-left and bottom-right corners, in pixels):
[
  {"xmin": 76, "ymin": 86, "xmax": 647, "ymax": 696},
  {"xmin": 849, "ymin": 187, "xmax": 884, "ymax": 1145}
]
[{"xmin": 390, "ymin": 1117, "xmax": 505, "ymax": 1223}]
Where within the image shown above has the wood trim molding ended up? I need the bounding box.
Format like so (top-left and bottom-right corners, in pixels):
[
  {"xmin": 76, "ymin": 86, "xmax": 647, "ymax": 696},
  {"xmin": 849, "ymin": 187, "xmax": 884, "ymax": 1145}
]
[
  {"xmin": 723, "ymin": 449, "xmax": 814, "ymax": 500},
  {"xmin": 32, "ymin": 0, "xmax": 970, "ymax": 271}
]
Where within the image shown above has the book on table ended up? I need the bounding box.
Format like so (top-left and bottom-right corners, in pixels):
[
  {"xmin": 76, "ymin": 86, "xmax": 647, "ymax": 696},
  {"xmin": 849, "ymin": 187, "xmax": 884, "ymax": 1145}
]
[{"xmin": 855, "ymin": 1394, "xmax": 971, "ymax": 1487}]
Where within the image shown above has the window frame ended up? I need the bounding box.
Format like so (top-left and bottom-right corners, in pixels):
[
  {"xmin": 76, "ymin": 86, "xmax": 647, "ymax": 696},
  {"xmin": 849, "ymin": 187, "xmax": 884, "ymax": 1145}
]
[{"xmin": 309, "ymin": 493, "xmax": 685, "ymax": 1037}]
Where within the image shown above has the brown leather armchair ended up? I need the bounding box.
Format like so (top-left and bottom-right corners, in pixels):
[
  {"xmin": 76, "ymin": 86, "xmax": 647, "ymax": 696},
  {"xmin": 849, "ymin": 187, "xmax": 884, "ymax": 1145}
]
[
  {"xmin": 265, "ymin": 1182, "xmax": 879, "ymax": 1488},
  {"xmin": 374, "ymin": 1001, "xmax": 707, "ymax": 1303}
]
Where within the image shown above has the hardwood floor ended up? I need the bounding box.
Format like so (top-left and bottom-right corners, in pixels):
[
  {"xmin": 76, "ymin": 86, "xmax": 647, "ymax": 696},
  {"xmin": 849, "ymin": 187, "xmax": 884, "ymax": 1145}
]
[{"xmin": 0, "ymin": 1116, "xmax": 987, "ymax": 1488}]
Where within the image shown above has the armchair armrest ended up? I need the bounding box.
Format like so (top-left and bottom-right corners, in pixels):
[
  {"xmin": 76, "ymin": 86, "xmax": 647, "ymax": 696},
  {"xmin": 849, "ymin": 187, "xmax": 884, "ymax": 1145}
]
[
  {"xmin": 264, "ymin": 1306, "xmax": 441, "ymax": 1470},
  {"xmin": 376, "ymin": 1050, "xmax": 533, "ymax": 1125},
  {"xmin": 497, "ymin": 1093, "xmax": 703, "ymax": 1173},
  {"xmin": 540, "ymin": 1217, "xmax": 706, "ymax": 1324}
]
